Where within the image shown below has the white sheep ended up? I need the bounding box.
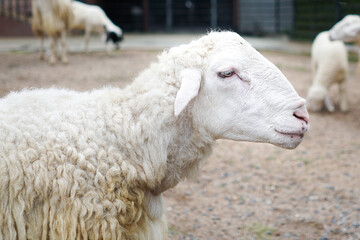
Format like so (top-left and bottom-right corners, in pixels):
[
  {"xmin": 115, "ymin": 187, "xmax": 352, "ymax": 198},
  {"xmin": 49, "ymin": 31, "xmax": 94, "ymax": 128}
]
[
  {"xmin": 31, "ymin": 0, "xmax": 73, "ymax": 64},
  {"xmin": 329, "ymin": 14, "xmax": 360, "ymax": 78},
  {"xmin": 0, "ymin": 31, "xmax": 309, "ymax": 239},
  {"xmin": 307, "ymin": 31, "xmax": 348, "ymax": 112},
  {"xmin": 329, "ymin": 15, "xmax": 360, "ymax": 44},
  {"xmin": 71, "ymin": 1, "xmax": 123, "ymax": 53}
]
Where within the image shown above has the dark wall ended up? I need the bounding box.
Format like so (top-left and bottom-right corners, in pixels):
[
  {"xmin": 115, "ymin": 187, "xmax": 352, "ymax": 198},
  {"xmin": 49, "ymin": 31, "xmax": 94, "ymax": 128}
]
[
  {"xmin": 98, "ymin": 0, "xmax": 235, "ymax": 32},
  {"xmin": 0, "ymin": 0, "xmax": 32, "ymax": 36},
  {"xmin": 0, "ymin": 16, "xmax": 33, "ymax": 36},
  {"xmin": 293, "ymin": 0, "xmax": 360, "ymax": 40},
  {"xmin": 100, "ymin": 0, "xmax": 145, "ymax": 31}
]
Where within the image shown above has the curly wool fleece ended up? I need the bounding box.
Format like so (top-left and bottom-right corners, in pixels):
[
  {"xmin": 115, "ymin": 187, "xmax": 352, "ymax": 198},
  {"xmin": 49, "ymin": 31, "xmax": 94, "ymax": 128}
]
[
  {"xmin": 0, "ymin": 32, "xmax": 220, "ymax": 239},
  {"xmin": 0, "ymin": 30, "xmax": 308, "ymax": 239}
]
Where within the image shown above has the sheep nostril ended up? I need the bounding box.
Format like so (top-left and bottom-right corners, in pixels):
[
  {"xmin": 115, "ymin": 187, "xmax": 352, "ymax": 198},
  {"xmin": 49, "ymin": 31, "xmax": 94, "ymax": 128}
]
[{"xmin": 293, "ymin": 110, "xmax": 309, "ymax": 124}]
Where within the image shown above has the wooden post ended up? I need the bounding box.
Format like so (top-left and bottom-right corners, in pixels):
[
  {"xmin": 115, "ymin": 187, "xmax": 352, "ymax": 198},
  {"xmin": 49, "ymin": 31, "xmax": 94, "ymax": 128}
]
[
  {"xmin": 143, "ymin": 0, "xmax": 149, "ymax": 31},
  {"xmin": 0, "ymin": 0, "xmax": 4, "ymax": 16},
  {"xmin": 275, "ymin": 0, "xmax": 280, "ymax": 34},
  {"xmin": 210, "ymin": 0, "xmax": 217, "ymax": 28},
  {"xmin": 334, "ymin": 0, "xmax": 341, "ymax": 22},
  {"xmin": 9, "ymin": 0, "xmax": 13, "ymax": 18},
  {"xmin": 166, "ymin": 0, "xmax": 172, "ymax": 32},
  {"xmin": 16, "ymin": 0, "xmax": 20, "ymax": 20},
  {"xmin": 232, "ymin": 0, "xmax": 238, "ymax": 31}
]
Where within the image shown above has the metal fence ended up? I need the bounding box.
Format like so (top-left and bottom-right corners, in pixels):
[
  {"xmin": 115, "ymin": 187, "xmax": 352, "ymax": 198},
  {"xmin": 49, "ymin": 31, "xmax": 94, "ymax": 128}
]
[
  {"xmin": 293, "ymin": 0, "xmax": 360, "ymax": 40},
  {"xmin": 238, "ymin": 0, "xmax": 293, "ymax": 36},
  {"xmin": 101, "ymin": 0, "xmax": 236, "ymax": 32},
  {"xmin": 0, "ymin": 0, "xmax": 31, "ymax": 22},
  {"xmin": 99, "ymin": 0, "xmax": 292, "ymax": 35},
  {"xmin": 1, "ymin": 0, "xmax": 360, "ymax": 39}
]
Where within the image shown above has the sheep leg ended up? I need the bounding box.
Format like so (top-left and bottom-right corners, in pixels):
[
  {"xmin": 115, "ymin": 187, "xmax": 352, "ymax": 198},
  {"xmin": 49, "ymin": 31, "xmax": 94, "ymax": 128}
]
[
  {"xmin": 49, "ymin": 37, "xmax": 57, "ymax": 65},
  {"xmin": 105, "ymin": 40, "xmax": 112, "ymax": 54},
  {"xmin": 339, "ymin": 82, "xmax": 348, "ymax": 112},
  {"xmin": 39, "ymin": 36, "xmax": 45, "ymax": 60},
  {"xmin": 84, "ymin": 27, "xmax": 91, "ymax": 53},
  {"xmin": 357, "ymin": 49, "xmax": 360, "ymax": 80},
  {"xmin": 60, "ymin": 31, "xmax": 68, "ymax": 64},
  {"xmin": 324, "ymin": 94, "xmax": 335, "ymax": 112},
  {"xmin": 310, "ymin": 58, "xmax": 317, "ymax": 79},
  {"xmin": 103, "ymin": 32, "xmax": 112, "ymax": 54}
]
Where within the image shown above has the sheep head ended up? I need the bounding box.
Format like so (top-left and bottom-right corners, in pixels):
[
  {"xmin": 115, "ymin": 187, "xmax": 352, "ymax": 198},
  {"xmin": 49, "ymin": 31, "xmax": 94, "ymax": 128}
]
[
  {"xmin": 174, "ymin": 31, "xmax": 309, "ymax": 149},
  {"xmin": 105, "ymin": 25, "xmax": 123, "ymax": 48},
  {"xmin": 329, "ymin": 15, "xmax": 360, "ymax": 44},
  {"xmin": 307, "ymin": 86, "xmax": 334, "ymax": 113}
]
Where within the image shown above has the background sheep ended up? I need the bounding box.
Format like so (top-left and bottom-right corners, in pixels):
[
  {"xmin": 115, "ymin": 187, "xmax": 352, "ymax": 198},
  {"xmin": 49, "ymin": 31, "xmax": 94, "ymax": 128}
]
[
  {"xmin": 0, "ymin": 31, "xmax": 309, "ymax": 239},
  {"xmin": 307, "ymin": 31, "xmax": 348, "ymax": 112},
  {"xmin": 329, "ymin": 15, "xmax": 360, "ymax": 44},
  {"xmin": 329, "ymin": 14, "xmax": 360, "ymax": 79},
  {"xmin": 31, "ymin": 0, "xmax": 73, "ymax": 64},
  {"xmin": 71, "ymin": 1, "xmax": 123, "ymax": 53}
]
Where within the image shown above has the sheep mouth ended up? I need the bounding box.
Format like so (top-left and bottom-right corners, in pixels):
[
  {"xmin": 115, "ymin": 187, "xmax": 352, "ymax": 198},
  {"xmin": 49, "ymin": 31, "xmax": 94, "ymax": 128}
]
[{"xmin": 275, "ymin": 129, "xmax": 305, "ymax": 139}]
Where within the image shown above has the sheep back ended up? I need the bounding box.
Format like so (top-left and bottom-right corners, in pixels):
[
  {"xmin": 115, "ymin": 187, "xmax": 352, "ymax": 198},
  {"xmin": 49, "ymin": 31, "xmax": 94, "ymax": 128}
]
[{"xmin": 31, "ymin": 0, "xmax": 73, "ymax": 37}]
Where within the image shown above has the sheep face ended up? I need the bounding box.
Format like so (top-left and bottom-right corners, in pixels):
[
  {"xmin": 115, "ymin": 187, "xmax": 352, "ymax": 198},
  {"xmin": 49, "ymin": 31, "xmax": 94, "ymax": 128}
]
[
  {"xmin": 329, "ymin": 15, "xmax": 360, "ymax": 43},
  {"xmin": 175, "ymin": 32, "xmax": 309, "ymax": 149},
  {"xmin": 105, "ymin": 26, "xmax": 123, "ymax": 49},
  {"xmin": 106, "ymin": 31, "xmax": 123, "ymax": 48}
]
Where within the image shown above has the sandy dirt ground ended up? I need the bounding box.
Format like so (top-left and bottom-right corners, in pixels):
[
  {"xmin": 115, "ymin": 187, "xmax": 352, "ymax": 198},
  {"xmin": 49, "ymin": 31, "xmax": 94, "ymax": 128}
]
[{"xmin": 0, "ymin": 49, "xmax": 359, "ymax": 240}]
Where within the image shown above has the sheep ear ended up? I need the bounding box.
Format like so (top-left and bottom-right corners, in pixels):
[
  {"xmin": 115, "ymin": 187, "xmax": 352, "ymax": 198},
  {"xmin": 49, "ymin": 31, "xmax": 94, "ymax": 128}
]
[{"xmin": 174, "ymin": 69, "xmax": 202, "ymax": 117}]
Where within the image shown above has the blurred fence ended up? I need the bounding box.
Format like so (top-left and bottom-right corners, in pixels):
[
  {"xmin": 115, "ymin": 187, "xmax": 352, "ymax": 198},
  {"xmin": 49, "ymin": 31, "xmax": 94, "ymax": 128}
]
[
  {"xmin": 1, "ymin": 0, "xmax": 360, "ymax": 39},
  {"xmin": 293, "ymin": 0, "xmax": 360, "ymax": 40},
  {"xmin": 100, "ymin": 0, "xmax": 360, "ymax": 39},
  {"xmin": 238, "ymin": 0, "xmax": 293, "ymax": 36},
  {"xmin": 0, "ymin": 0, "xmax": 31, "ymax": 22},
  {"xmin": 101, "ymin": 0, "xmax": 236, "ymax": 32}
]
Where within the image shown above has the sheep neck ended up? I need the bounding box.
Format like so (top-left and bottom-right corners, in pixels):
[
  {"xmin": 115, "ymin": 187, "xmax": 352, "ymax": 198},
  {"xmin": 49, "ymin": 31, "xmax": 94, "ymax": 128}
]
[
  {"xmin": 103, "ymin": 86, "xmax": 215, "ymax": 196},
  {"xmin": 152, "ymin": 110, "xmax": 215, "ymax": 195}
]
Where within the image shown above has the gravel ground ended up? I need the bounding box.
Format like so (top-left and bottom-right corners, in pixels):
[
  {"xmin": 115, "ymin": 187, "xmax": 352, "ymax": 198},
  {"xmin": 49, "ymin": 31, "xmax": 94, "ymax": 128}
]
[{"xmin": 0, "ymin": 49, "xmax": 359, "ymax": 240}]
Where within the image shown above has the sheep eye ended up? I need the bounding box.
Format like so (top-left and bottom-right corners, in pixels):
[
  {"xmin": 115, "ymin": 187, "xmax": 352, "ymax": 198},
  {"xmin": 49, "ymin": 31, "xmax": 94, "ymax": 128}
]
[{"xmin": 218, "ymin": 70, "xmax": 235, "ymax": 78}]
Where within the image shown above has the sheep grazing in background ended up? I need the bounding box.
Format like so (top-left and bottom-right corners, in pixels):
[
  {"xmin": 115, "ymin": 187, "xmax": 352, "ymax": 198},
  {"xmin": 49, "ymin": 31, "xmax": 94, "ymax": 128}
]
[
  {"xmin": 31, "ymin": 0, "xmax": 73, "ymax": 64},
  {"xmin": 329, "ymin": 14, "xmax": 360, "ymax": 78},
  {"xmin": 307, "ymin": 31, "xmax": 348, "ymax": 112},
  {"xmin": 0, "ymin": 31, "xmax": 309, "ymax": 239},
  {"xmin": 71, "ymin": 1, "xmax": 123, "ymax": 53}
]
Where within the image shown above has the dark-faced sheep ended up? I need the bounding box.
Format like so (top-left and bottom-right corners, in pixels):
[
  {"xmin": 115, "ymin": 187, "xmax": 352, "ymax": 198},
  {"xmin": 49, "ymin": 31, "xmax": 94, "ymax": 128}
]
[{"xmin": 71, "ymin": 1, "xmax": 123, "ymax": 53}]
